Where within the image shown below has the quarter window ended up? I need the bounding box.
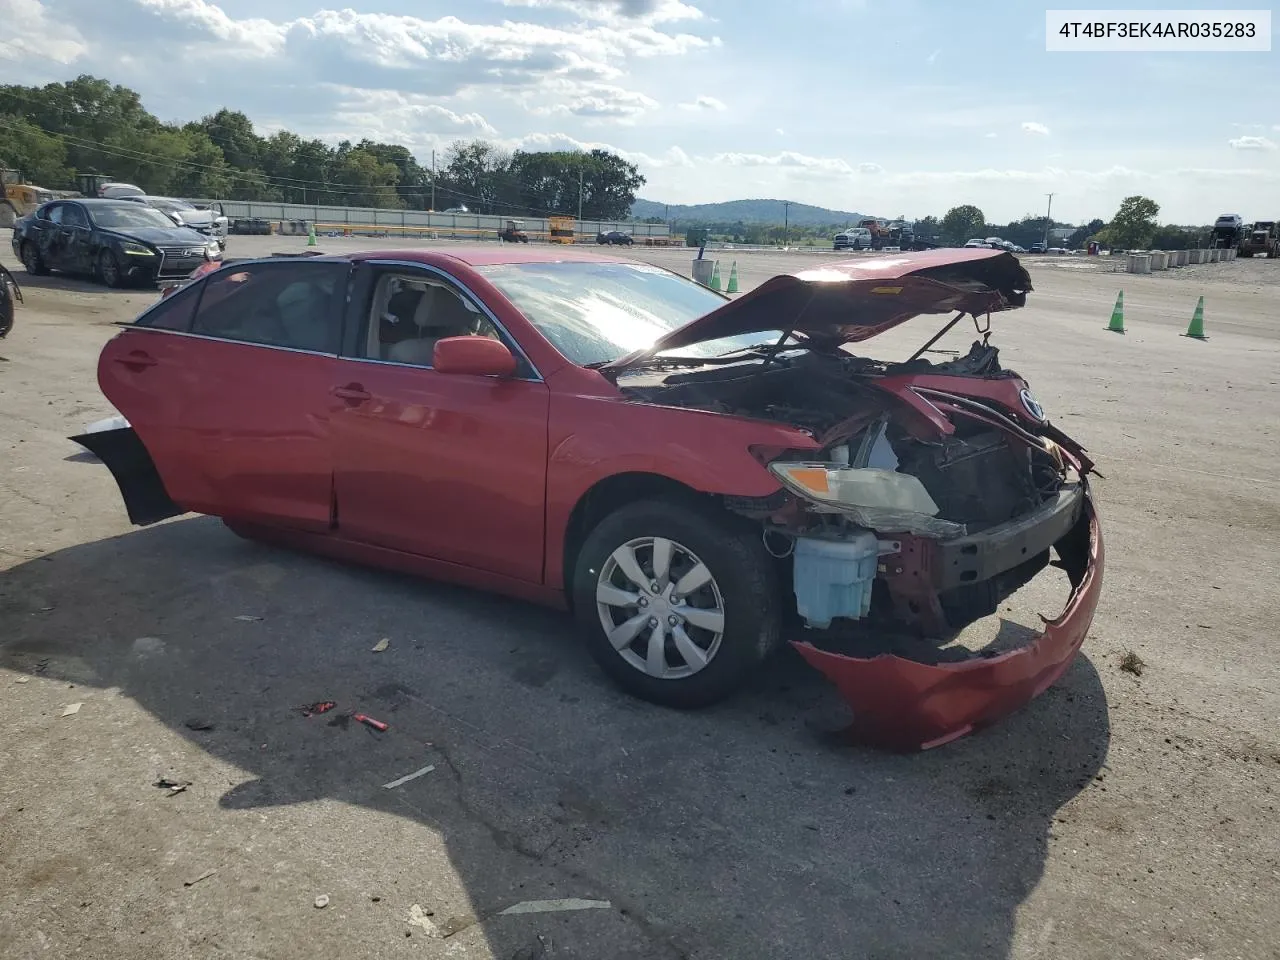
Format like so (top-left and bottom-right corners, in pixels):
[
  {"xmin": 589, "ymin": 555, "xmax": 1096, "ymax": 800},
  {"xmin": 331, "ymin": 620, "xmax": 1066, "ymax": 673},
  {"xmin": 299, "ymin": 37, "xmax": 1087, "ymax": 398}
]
[
  {"xmin": 191, "ymin": 261, "xmax": 348, "ymax": 353},
  {"xmin": 135, "ymin": 283, "xmax": 201, "ymax": 332}
]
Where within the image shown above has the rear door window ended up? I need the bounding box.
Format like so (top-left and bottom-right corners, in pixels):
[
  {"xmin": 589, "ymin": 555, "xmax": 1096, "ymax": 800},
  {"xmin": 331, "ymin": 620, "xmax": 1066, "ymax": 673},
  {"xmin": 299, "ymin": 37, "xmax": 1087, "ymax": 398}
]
[{"xmin": 190, "ymin": 260, "xmax": 349, "ymax": 353}]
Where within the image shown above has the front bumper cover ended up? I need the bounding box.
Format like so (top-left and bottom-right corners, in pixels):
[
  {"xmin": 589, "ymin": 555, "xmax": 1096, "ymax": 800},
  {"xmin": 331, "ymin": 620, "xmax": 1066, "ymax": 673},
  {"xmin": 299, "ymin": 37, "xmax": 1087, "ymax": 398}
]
[{"xmin": 793, "ymin": 491, "xmax": 1104, "ymax": 752}]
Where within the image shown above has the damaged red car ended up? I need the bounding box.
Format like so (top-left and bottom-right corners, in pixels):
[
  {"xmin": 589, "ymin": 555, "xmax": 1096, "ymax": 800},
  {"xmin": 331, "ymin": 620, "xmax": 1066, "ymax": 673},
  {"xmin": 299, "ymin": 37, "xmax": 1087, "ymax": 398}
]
[{"xmin": 75, "ymin": 246, "xmax": 1103, "ymax": 750}]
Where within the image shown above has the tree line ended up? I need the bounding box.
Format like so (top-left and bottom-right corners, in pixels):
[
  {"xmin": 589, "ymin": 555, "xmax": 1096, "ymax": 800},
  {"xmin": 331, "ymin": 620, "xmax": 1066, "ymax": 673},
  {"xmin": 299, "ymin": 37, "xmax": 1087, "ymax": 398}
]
[{"xmin": 0, "ymin": 75, "xmax": 645, "ymax": 220}]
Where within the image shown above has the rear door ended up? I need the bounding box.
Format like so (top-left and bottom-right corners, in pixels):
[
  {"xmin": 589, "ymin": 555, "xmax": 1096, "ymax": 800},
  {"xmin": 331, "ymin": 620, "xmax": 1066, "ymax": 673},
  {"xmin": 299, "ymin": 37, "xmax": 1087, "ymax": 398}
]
[
  {"xmin": 96, "ymin": 258, "xmax": 351, "ymax": 531},
  {"xmin": 328, "ymin": 261, "xmax": 551, "ymax": 583}
]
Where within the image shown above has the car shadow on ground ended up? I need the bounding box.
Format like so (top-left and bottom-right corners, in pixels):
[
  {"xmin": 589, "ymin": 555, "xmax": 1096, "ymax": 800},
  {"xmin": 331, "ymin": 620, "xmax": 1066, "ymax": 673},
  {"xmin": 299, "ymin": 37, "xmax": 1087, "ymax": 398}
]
[
  {"xmin": 1, "ymin": 271, "xmax": 155, "ymax": 295},
  {"xmin": 1, "ymin": 516, "xmax": 1110, "ymax": 959}
]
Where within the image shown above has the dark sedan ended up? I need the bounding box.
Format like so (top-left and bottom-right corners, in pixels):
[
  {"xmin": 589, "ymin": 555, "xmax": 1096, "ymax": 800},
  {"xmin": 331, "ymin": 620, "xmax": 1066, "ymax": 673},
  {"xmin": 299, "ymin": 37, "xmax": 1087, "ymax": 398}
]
[
  {"xmin": 596, "ymin": 230, "xmax": 634, "ymax": 246},
  {"xmin": 11, "ymin": 198, "xmax": 223, "ymax": 288}
]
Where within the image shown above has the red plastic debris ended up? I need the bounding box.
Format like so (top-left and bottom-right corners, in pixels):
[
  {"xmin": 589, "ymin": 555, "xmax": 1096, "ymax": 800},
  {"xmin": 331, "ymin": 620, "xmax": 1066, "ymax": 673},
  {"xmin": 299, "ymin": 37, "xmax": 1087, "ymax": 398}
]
[
  {"xmin": 298, "ymin": 700, "xmax": 337, "ymax": 717},
  {"xmin": 353, "ymin": 713, "xmax": 389, "ymax": 732}
]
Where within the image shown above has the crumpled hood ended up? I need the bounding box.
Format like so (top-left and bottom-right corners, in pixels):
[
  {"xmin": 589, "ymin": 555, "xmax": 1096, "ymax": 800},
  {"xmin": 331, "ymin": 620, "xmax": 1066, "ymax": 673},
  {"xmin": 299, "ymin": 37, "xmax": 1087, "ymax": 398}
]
[{"xmin": 601, "ymin": 248, "xmax": 1032, "ymax": 374}]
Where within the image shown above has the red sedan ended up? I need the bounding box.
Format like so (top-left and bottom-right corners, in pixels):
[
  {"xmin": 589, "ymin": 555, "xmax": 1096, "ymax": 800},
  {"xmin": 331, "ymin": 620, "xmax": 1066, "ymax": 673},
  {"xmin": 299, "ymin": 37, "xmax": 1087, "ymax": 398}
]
[{"xmin": 75, "ymin": 246, "xmax": 1103, "ymax": 751}]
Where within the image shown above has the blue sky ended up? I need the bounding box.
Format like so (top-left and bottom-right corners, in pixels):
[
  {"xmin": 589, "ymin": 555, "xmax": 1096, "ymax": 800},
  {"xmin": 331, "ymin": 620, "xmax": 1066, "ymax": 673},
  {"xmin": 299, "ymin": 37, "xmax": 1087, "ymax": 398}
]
[{"xmin": 2, "ymin": 0, "xmax": 1276, "ymax": 223}]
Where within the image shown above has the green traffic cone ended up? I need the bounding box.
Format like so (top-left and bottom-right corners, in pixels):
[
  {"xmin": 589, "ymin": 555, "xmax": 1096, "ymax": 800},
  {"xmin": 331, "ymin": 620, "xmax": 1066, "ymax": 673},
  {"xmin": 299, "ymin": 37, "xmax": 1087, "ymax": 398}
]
[
  {"xmin": 726, "ymin": 261, "xmax": 739, "ymax": 294},
  {"xmin": 1106, "ymin": 291, "xmax": 1125, "ymax": 334},
  {"xmin": 1182, "ymin": 296, "xmax": 1208, "ymax": 340},
  {"xmin": 307, "ymin": 223, "xmax": 317, "ymax": 247},
  {"xmin": 709, "ymin": 260, "xmax": 721, "ymax": 292}
]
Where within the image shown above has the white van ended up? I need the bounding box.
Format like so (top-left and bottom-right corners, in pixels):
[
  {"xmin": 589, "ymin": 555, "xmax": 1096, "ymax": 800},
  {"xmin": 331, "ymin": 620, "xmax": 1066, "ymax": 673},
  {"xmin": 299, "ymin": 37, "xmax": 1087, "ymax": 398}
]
[{"xmin": 96, "ymin": 182, "xmax": 145, "ymax": 199}]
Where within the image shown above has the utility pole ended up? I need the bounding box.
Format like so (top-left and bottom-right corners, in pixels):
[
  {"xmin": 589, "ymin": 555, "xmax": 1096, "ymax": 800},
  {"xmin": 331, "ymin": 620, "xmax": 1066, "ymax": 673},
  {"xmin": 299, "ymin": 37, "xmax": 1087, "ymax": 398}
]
[
  {"xmin": 1042, "ymin": 192, "xmax": 1055, "ymax": 247},
  {"xmin": 783, "ymin": 200, "xmax": 791, "ymax": 248},
  {"xmin": 430, "ymin": 149, "xmax": 436, "ymax": 212},
  {"xmin": 578, "ymin": 167, "xmax": 584, "ymax": 222}
]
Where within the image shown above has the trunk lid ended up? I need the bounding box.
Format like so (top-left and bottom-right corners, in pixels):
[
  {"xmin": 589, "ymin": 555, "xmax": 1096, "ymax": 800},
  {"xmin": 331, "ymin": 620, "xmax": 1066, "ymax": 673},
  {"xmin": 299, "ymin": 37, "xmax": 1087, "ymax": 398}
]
[{"xmin": 600, "ymin": 248, "xmax": 1032, "ymax": 375}]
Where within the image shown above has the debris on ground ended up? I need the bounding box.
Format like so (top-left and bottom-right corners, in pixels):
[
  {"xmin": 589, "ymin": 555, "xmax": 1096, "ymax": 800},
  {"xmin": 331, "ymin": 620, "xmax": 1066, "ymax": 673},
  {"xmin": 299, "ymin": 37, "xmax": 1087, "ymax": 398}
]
[
  {"xmin": 1120, "ymin": 651, "xmax": 1146, "ymax": 676},
  {"xmin": 354, "ymin": 712, "xmax": 389, "ymax": 732},
  {"xmin": 184, "ymin": 869, "xmax": 216, "ymax": 887},
  {"xmin": 371, "ymin": 638, "xmax": 390, "ymax": 653},
  {"xmin": 35, "ymin": 658, "xmax": 49, "ymax": 674},
  {"xmin": 15, "ymin": 677, "xmax": 29, "ymax": 684},
  {"xmin": 498, "ymin": 899, "xmax": 613, "ymax": 916},
  {"xmin": 234, "ymin": 615, "xmax": 263, "ymax": 622},
  {"xmin": 511, "ymin": 934, "xmax": 551, "ymax": 960},
  {"xmin": 61, "ymin": 703, "xmax": 82, "ymax": 717},
  {"xmin": 184, "ymin": 718, "xmax": 215, "ymax": 731},
  {"xmin": 297, "ymin": 700, "xmax": 336, "ymax": 717},
  {"xmin": 154, "ymin": 777, "xmax": 192, "ymax": 795},
  {"xmin": 314, "ymin": 894, "xmax": 330, "ymax": 909},
  {"xmin": 383, "ymin": 764, "xmax": 435, "ymax": 789},
  {"xmin": 408, "ymin": 904, "xmax": 444, "ymax": 938}
]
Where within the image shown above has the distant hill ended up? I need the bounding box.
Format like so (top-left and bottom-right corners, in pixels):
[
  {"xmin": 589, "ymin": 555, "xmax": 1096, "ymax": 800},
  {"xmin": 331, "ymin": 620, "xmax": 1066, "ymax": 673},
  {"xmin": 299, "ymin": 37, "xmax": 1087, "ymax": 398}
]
[{"xmin": 630, "ymin": 198, "xmax": 869, "ymax": 226}]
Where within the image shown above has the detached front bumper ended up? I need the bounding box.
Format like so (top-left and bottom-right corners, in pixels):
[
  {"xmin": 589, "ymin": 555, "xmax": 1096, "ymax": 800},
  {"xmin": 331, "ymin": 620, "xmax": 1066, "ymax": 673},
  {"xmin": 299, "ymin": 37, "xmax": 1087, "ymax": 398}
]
[{"xmin": 793, "ymin": 490, "xmax": 1104, "ymax": 751}]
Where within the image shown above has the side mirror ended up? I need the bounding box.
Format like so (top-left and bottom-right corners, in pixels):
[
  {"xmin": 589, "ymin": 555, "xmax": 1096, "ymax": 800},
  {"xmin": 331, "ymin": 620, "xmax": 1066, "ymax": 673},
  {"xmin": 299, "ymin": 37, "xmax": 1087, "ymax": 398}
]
[{"xmin": 433, "ymin": 336, "xmax": 518, "ymax": 378}]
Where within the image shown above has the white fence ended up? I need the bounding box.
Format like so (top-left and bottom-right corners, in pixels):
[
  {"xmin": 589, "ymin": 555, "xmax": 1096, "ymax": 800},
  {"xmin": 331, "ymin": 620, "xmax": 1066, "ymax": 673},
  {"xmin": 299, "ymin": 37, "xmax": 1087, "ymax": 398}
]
[{"xmin": 196, "ymin": 200, "xmax": 672, "ymax": 242}]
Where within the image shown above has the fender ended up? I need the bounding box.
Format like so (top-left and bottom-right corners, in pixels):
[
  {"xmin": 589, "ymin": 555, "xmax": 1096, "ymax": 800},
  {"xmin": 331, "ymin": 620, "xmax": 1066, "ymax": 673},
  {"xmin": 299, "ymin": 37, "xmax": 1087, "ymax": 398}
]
[{"xmin": 543, "ymin": 391, "xmax": 820, "ymax": 589}]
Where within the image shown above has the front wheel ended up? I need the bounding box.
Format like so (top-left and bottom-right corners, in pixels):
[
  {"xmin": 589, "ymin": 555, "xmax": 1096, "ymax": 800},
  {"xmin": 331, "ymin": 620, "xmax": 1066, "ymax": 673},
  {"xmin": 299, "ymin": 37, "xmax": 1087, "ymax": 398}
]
[
  {"xmin": 98, "ymin": 250, "xmax": 124, "ymax": 288},
  {"xmin": 572, "ymin": 499, "xmax": 782, "ymax": 709}
]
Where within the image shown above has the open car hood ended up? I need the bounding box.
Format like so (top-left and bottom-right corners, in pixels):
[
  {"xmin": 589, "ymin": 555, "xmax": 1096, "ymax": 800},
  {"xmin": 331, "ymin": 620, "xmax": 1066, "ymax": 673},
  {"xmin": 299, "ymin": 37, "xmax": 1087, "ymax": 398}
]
[{"xmin": 600, "ymin": 248, "xmax": 1032, "ymax": 375}]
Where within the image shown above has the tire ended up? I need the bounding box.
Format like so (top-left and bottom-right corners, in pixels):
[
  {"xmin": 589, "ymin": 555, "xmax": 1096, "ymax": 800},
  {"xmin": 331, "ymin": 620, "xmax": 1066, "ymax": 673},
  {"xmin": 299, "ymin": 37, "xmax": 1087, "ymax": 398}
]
[
  {"xmin": 571, "ymin": 498, "xmax": 782, "ymax": 709},
  {"xmin": 98, "ymin": 250, "xmax": 124, "ymax": 288},
  {"xmin": 20, "ymin": 242, "xmax": 48, "ymax": 276}
]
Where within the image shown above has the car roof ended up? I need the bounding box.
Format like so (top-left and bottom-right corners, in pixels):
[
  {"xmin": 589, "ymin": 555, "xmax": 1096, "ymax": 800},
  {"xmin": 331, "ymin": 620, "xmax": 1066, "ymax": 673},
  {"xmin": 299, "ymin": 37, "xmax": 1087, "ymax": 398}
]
[
  {"xmin": 346, "ymin": 246, "xmax": 638, "ymax": 268},
  {"xmin": 69, "ymin": 198, "xmax": 159, "ymax": 208}
]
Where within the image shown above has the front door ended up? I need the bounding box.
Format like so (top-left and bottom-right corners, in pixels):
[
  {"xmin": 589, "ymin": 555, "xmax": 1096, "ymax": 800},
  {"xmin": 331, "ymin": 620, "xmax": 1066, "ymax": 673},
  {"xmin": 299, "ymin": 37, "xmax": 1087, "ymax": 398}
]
[
  {"xmin": 97, "ymin": 258, "xmax": 351, "ymax": 531},
  {"xmin": 329, "ymin": 262, "xmax": 551, "ymax": 584}
]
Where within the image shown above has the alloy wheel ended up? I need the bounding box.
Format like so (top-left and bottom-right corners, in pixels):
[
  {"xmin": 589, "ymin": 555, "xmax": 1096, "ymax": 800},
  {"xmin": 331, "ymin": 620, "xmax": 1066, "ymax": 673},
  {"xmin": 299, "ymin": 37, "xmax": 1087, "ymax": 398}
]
[{"xmin": 595, "ymin": 536, "xmax": 726, "ymax": 680}]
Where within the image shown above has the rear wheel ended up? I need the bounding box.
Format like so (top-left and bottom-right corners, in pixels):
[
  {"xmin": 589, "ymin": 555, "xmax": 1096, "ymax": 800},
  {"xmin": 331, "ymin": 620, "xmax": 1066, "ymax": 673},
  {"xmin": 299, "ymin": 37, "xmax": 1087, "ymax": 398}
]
[
  {"xmin": 572, "ymin": 499, "xmax": 782, "ymax": 709},
  {"xmin": 20, "ymin": 242, "xmax": 48, "ymax": 276}
]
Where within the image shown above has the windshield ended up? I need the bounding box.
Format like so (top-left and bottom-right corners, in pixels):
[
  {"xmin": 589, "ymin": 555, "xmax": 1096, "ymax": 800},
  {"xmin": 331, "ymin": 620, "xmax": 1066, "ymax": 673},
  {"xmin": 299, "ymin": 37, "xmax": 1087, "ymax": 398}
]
[
  {"xmin": 475, "ymin": 261, "xmax": 783, "ymax": 367},
  {"xmin": 152, "ymin": 198, "xmax": 196, "ymax": 212},
  {"xmin": 89, "ymin": 205, "xmax": 185, "ymax": 230}
]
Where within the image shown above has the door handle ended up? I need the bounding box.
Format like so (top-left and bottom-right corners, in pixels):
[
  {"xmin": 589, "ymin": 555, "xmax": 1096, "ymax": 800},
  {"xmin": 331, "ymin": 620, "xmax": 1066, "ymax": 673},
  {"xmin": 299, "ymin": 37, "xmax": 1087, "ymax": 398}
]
[
  {"xmin": 114, "ymin": 350, "xmax": 158, "ymax": 370},
  {"xmin": 332, "ymin": 384, "xmax": 371, "ymax": 402}
]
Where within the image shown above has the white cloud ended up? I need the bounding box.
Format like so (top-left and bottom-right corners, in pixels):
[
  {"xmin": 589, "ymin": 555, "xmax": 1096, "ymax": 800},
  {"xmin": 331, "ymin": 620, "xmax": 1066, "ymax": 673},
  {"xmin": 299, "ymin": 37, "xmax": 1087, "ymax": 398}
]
[
  {"xmin": 498, "ymin": 0, "xmax": 705, "ymax": 23},
  {"xmin": 984, "ymin": 132, "xmax": 998, "ymax": 139},
  {"xmin": 857, "ymin": 162, "xmax": 883, "ymax": 174},
  {"xmin": 0, "ymin": 0, "xmax": 86, "ymax": 62},
  {"xmin": 706, "ymin": 151, "xmax": 858, "ymax": 175},
  {"xmin": 511, "ymin": 132, "xmax": 693, "ymax": 169},
  {"xmin": 1228, "ymin": 135, "xmax": 1276, "ymax": 151},
  {"xmin": 1021, "ymin": 121, "xmax": 1050, "ymax": 136},
  {"xmin": 678, "ymin": 95, "xmax": 726, "ymax": 111},
  {"xmin": 324, "ymin": 87, "xmax": 498, "ymax": 141}
]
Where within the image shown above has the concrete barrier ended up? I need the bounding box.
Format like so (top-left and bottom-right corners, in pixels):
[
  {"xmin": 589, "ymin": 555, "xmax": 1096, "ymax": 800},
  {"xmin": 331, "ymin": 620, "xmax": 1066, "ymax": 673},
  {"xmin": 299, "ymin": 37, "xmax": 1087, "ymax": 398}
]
[
  {"xmin": 1211, "ymin": 249, "xmax": 1222, "ymax": 262},
  {"xmin": 1175, "ymin": 250, "xmax": 1188, "ymax": 267},
  {"xmin": 1126, "ymin": 253, "xmax": 1152, "ymax": 274},
  {"xmin": 1150, "ymin": 251, "xmax": 1169, "ymax": 271},
  {"xmin": 1187, "ymin": 249, "xmax": 1204, "ymax": 264}
]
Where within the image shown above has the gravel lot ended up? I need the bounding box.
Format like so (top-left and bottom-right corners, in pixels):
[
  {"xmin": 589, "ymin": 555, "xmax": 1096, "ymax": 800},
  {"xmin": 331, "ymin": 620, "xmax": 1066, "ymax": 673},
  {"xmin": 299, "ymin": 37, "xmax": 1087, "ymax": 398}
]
[{"xmin": 2, "ymin": 232, "xmax": 1278, "ymax": 960}]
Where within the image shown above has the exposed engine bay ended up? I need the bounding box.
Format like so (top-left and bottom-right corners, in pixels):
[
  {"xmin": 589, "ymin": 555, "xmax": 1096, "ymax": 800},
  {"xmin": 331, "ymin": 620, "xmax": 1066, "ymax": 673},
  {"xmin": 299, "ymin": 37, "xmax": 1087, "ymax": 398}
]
[
  {"xmin": 618, "ymin": 338, "xmax": 1089, "ymax": 647},
  {"xmin": 619, "ymin": 339, "xmax": 1015, "ymax": 435}
]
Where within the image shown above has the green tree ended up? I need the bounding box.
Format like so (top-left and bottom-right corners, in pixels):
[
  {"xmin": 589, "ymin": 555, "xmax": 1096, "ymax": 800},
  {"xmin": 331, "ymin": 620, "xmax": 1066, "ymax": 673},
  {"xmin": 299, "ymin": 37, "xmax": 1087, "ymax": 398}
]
[
  {"xmin": 0, "ymin": 115, "xmax": 70, "ymax": 186},
  {"xmin": 940, "ymin": 204, "xmax": 986, "ymax": 245},
  {"xmin": 1103, "ymin": 195, "xmax": 1160, "ymax": 250}
]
